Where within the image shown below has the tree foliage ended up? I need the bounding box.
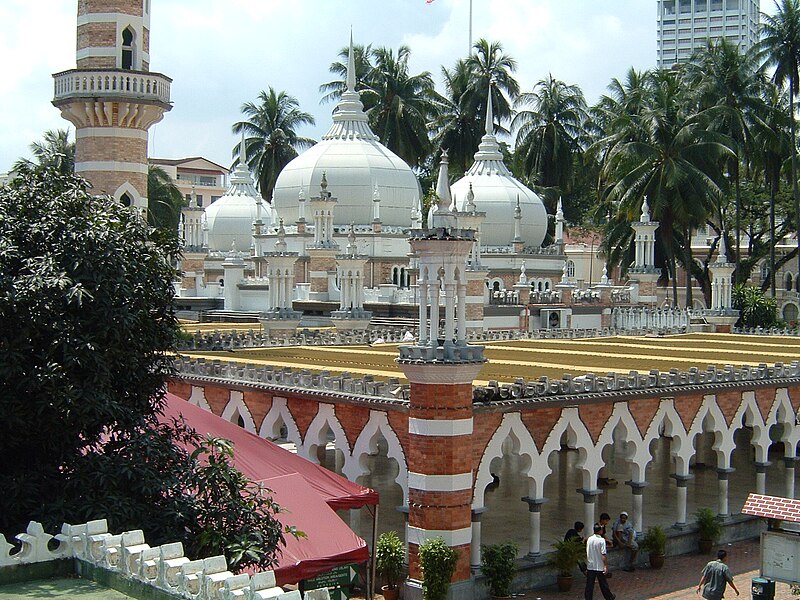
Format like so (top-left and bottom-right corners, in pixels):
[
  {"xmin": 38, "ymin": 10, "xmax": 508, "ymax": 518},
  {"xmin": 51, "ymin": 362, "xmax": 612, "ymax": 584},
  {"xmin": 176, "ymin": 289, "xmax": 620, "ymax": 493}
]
[
  {"xmin": 733, "ymin": 284, "xmax": 779, "ymax": 328},
  {"xmin": 0, "ymin": 167, "xmax": 288, "ymax": 572},
  {"xmin": 12, "ymin": 128, "xmax": 75, "ymax": 175},
  {"xmin": 147, "ymin": 164, "xmax": 185, "ymax": 234}
]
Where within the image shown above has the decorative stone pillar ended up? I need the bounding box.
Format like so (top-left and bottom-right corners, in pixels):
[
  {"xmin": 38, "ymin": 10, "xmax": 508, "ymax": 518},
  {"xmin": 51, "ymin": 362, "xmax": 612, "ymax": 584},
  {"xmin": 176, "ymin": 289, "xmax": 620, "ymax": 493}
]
[
  {"xmin": 307, "ymin": 174, "xmax": 339, "ymax": 301},
  {"xmin": 706, "ymin": 236, "xmax": 740, "ymax": 332},
  {"xmin": 397, "ymin": 196, "xmax": 484, "ymax": 598},
  {"xmin": 261, "ymin": 222, "xmax": 302, "ymax": 338},
  {"xmin": 332, "ymin": 226, "xmax": 372, "ymax": 330},
  {"xmin": 470, "ymin": 508, "xmax": 486, "ymax": 572},
  {"xmin": 670, "ymin": 474, "xmax": 692, "ymax": 528},
  {"xmin": 628, "ymin": 197, "xmax": 660, "ymax": 304},
  {"xmin": 625, "ymin": 481, "xmax": 648, "ymax": 535},
  {"xmin": 522, "ymin": 497, "xmax": 547, "ymax": 558},
  {"xmin": 717, "ymin": 468, "xmax": 734, "ymax": 518},
  {"xmin": 755, "ymin": 462, "xmax": 770, "ymax": 495},
  {"xmin": 221, "ymin": 248, "xmax": 246, "ymax": 311}
]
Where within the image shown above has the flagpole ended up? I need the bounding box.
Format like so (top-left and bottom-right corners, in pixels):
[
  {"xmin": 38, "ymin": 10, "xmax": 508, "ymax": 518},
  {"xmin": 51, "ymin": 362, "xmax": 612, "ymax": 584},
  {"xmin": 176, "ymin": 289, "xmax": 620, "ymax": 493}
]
[{"xmin": 468, "ymin": 0, "xmax": 473, "ymax": 55}]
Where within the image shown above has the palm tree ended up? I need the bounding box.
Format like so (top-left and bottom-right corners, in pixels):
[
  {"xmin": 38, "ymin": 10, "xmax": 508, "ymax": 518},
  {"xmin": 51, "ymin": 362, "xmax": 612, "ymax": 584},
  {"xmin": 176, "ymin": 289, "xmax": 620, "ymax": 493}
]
[
  {"xmin": 599, "ymin": 70, "xmax": 734, "ymax": 306},
  {"xmin": 430, "ymin": 59, "xmax": 484, "ymax": 176},
  {"xmin": 13, "ymin": 128, "xmax": 75, "ymax": 175},
  {"xmin": 232, "ymin": 88, "xmax": 316, "ymax": 202},
  {"xmin": 686, "ymin": 39, "xmax": 767, "ymax": 280},
  {"xmin": 366, "ymin": 45, "xmax": 438, "ymax": 169},
  {"xmin": 512, "ymin": 75, "xmax": 589, "ymax": 210},
  {"xmin": 759, "ymin": 0, "xmax": 800, "ymax": 277},
  {"xmin": 465, "ymin": 39, "xmax": 520, "ymax": 130},
  {"xmin": 147, "ymin": 165, "xmax": 184, "ymax": 234}
]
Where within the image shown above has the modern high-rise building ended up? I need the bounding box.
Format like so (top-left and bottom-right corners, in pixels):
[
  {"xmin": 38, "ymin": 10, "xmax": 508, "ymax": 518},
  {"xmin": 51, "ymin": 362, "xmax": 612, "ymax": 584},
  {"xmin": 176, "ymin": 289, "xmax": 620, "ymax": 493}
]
[{"xmin": 657, "ymin": 0, "xmax": 760, "ymax": 69}]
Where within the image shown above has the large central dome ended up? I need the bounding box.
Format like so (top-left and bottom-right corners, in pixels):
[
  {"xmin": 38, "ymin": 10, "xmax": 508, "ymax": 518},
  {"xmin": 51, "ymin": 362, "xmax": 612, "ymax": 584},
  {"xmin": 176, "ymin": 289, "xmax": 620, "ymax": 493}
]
[{"xmin": 272, "ymin": 39, "xmax": 420, "ymax": 228}]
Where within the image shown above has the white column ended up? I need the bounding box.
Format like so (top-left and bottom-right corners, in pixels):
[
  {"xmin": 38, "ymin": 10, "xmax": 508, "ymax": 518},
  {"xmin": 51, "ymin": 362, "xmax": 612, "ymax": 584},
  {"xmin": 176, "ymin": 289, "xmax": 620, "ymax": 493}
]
[
  {"xmin": 581, "ymin": 490, "xmax": 599, "ymax": 537},
  {"xmin": 717, "ymin": 469, "xmax": 732, "ymax": 518},
  {"xmin": 457, "ymin": 281, "xmax": 467, "ymax": 342},
  {"xmin": 522, "ymin": 497, "xmax": 546, "ymax": 557},
  {"xmin": 672, "ymin": 474, "xmax": 691, "ymax": 528},
  {"xmin": 430, "ymin": 279, "xmax": 441, "ymax": 343},
  {"xmin": 785, "ymin": 458, "xmax": 797, "ymax": 499},
  {"xmin": 418, "ymin": 282, "xmax": 428, "ymax": 345},
  {"xmin": 470, "ymin": 509, "xmax": 485, "ymax": 571},
  {"xmin": 755, "ymin": 463, "xmax": 769, "ymax": 495},
  {"xmin": 627, "ymin": 481, "xmax": 646, "ymax": 535},
  {"xmin": 444, "ymin": 282, "xmax": 455, "ymax": 343}
]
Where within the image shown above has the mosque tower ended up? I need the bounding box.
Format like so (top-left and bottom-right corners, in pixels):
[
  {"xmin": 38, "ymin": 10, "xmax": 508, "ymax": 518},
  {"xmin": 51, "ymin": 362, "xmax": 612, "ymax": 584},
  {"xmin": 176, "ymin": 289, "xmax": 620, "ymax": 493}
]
[{"xmin": 52, "ymin": 0, "xmax": 172, "ymax": 212}]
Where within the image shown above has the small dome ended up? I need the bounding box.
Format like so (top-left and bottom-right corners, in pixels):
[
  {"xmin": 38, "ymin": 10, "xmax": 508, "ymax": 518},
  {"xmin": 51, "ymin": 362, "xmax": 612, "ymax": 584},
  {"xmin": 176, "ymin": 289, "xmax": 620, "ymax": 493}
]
[
  {"xmin": 205, "ymin": 156, "xmax": 270, "ymax": 252},
  {"xmin": 450, "ymin": 87, "xmax": 547, "ymax": 247},
  {"xmin": 272, "ymin": 36, "xmax": 420, "ymax": 228}
]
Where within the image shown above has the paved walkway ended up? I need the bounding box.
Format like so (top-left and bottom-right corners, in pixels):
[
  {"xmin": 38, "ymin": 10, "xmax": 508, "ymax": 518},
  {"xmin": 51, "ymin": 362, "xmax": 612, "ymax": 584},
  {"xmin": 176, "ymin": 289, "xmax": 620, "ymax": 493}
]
[{"xmin": 517, "ymin": 538, "xmax": 797, "ymax": 600}]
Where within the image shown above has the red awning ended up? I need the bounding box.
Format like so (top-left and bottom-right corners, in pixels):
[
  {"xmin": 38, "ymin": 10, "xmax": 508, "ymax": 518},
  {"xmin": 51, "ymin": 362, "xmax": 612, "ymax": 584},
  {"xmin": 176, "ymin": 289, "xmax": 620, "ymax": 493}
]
[{"xmin": 160, "ymin": 393, "xmax": 377, "ymax": 583}]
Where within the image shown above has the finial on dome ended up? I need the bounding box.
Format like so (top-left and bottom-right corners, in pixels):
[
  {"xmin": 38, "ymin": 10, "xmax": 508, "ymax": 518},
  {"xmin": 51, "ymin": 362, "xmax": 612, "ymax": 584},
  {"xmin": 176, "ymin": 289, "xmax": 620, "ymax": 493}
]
[
  {"xmin": 347, "ymin": 222, "xmax": 357, "ymax": 255},
  {"xmin": 275, "ymin": 218, "xmax": 287, "ymax": 252},
  {"xmin": 514, "ymin": 195, "xmax": 522, "ymax": 218},
  {"xmin": 347, "ymin": 29, "xmax": 356, "ymax": 93},
  {"xmin": 717, "ymin": 233, "xmax": 728, "ymax": 263},
  {"xmin": 435, "ymin": 150, "xmax": 452, "ymax": 213},
  {"xmin": 373, "ymin": 181, "xmax": 380, "ymax": 202},
  {"xmin": 641, "ymin": 196, "xmax": 651, "ymax": 223},
  {"xmin": 239, "ymin": 129, "xmax": 247, "ymax": 166},
  {"xmin": 466, "ymin": 182, "xmax": 476, "ymax": 212},
  {"xmin": 485, "ymin": 77, "xmax": 496, "ymax": 136}
]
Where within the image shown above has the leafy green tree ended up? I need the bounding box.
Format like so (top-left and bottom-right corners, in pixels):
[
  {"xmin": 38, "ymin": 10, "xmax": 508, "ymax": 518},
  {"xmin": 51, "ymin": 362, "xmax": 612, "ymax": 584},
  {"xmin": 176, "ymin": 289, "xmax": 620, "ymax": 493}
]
[
  {"xmin": 13, "ymin": 128, "xmax": 75, "ymax": 175},
  {"xmin": 733, "ymin": 284, "xmax": 779, "ymax": 327},
  {"xmin": 512, "ymin": 74, "xmax": 589, "ymax": 212},
  {"xmin": 0, "ymin": 167, "xmax": 288, "ymax": 572},
  {"xmin": 147, "ymin": 164, "xmax": 185, "ymax": 234},
  {"xmin": 233, "ymin": 87, "xmax": 316, "ymax": 202},
  {"xmin": 759, "ymin": 0, "xmax": 800, "ymax": 277},
  {"xmin": 365, "ymin": 45, "xmax": 438, "ymax": 169},
  {"xmin": 465, "ymin": 39, "xmax": 520, "ymax": 129},
  {"xmin": 319, "ymin": 42, "xmax": 374, "ymax": 106}
]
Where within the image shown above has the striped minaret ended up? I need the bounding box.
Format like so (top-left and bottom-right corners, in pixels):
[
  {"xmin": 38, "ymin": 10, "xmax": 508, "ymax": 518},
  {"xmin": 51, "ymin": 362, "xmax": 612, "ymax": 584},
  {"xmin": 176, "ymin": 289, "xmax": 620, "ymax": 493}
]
[
  {"xmin": 52, "ymin": 0, "xmax": 171, "ymax": 213},
  {"xmin": 397, "ymin": 158, "xmax": 485, "ymax": 596}
]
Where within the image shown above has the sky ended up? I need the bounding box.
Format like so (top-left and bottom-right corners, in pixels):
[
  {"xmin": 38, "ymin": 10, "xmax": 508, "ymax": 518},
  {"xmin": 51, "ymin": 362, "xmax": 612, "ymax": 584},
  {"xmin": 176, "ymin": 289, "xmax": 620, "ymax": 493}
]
[{"xmin": 0, "ymin": 0, "xmax": 775, "ymax": 172}]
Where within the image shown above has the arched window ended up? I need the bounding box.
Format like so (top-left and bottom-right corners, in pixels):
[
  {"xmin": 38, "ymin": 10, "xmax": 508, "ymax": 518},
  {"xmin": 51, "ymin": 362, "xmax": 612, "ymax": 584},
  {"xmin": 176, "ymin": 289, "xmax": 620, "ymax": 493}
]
[
  {"xmin": 121, "ymin": 27, "xmax": 135, "ymax": 69},
  {"xmin": 492, "ymin": 280, "xmax": 501, "ymax": 292},
  {"xmin": 392, "ymin": 266, "xmax": 400, "ymax": 286},
  {"xmin": 566, "ymin": 260, "xmax": 576, "ymax": 278},
  {"xmin": 120, "ymin": 192, "xmax": 132, "ymax": 207},
  {"xmin": 786, "ymin": 273, "xmax": 793, "ymax": 292},
  {"xmin": 783, "ymin": 303, "xmax": 799, "ymax": 325},
  {"xmin": 218, "ymin": 278, "xmax": 224, "ymax": 287}
]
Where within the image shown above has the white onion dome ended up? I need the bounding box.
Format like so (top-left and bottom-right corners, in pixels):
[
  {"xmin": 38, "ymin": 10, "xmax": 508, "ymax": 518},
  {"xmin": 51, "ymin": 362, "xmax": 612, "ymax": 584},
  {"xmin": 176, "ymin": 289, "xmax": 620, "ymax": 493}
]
[
  {"xmin": 450, "ymin": 86, "xmax": 547, "ymax": 247},
  {"xmin": 272, "ymin": 36, "xmax": 420, "ymax": 228},
  {"xmin": 205, "ymin": 146, "xmax": 269, "ymax": 252}
]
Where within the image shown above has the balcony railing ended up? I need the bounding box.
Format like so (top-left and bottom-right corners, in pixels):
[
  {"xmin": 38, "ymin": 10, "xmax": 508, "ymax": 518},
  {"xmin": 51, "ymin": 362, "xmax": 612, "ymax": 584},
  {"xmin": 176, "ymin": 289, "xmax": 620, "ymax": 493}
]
[{"xmin": 53, "ymin": 69, "xmax": 171, "ymax": 105}]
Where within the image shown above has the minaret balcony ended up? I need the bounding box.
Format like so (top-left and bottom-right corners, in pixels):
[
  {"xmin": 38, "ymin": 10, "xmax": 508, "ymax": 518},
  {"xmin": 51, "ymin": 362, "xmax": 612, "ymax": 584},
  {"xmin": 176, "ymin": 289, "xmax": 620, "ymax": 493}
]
[{"xmin": 53, "ymin": 68, "xmax": 172, "ymax": 107}]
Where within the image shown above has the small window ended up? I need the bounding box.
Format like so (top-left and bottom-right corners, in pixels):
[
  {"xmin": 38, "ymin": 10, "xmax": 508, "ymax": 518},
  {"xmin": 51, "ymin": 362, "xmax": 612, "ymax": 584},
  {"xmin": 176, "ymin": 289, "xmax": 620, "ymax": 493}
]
[
  {"xmin": 120, "ymin": 192, "xmax": 132, "ymax": 207},
  {"xmin": 121, "ymin": 27, "xmax": 134, "ymax": 70},
  {"xmin": 785, "ymin": 273, "xmax": 793, "ymax": 292},
  {"xmin": 783, "ymin": 303, "xmax": 798, "ymax": 324},
  {"xmin": 566, "ymin": 260, "xmax": 576, "ymax": 278}
]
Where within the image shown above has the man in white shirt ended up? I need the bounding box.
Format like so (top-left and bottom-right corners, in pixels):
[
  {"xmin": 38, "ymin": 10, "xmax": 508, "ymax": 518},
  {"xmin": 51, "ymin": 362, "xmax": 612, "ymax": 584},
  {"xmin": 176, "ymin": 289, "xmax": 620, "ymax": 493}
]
[{"xmin": 585, "ymin": 523, "xmax": 616, "ymax": 600}]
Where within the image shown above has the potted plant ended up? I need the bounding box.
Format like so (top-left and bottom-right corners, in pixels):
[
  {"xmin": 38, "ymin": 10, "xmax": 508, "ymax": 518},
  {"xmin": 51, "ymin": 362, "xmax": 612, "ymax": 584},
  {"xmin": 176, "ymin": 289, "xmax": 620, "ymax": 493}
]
[
  {"xmin": 376, "ymin": 530, "xmax": 405, "ymax": 600},
  {"xmin": 481, "ymin": 541, "xmax": 518, "ymax": 599},
  {"xmin": 694, "ymin": 507, "xmax": 721, "ymax": 554},
  {"xmin": 418, "ymin": 538, "xmax": 459, "ymax": 600},
  {"xmin": 546, "ymin": 538, "xmax": 584, "ymax": 593},
  {"xmin": 640, "ymin": 525, "xmax": 667, "ymax": 569}
]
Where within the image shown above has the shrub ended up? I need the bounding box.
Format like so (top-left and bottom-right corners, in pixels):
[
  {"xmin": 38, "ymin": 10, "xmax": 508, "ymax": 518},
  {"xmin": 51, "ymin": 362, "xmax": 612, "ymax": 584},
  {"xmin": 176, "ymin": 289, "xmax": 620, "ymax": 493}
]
[
  {"xmin": 733, "ymin": 284, "xmax": 778, "ymax": 328},
  {"xmin": 376, "ymin": 530, "xmax": 405, "ymax": 589},
  {"xmin": 419, "ymin": 538, "xmax": 458, "ymax": 600},
  {"xmin": 481, "ymin": 541, "xmax": 518, "ymax": 597}
]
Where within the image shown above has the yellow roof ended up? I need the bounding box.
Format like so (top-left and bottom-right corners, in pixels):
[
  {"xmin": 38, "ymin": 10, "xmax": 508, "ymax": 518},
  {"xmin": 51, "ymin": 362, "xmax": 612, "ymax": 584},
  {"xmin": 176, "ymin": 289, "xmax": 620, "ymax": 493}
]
[{"xmin": 180, "ymin": 333, "xmax": 800, "ymax": 386}]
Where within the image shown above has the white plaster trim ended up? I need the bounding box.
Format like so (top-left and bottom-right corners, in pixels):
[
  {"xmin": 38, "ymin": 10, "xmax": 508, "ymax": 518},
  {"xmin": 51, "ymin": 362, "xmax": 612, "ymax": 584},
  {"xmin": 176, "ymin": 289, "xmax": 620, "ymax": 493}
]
[
  {"xmin": 78, "ymin": 13, "xmax": 142, "ymax": 25},
  {"xmin": 297, "ymin": 403, "xmax": 349, "ymax": 463},
  {"xmin": 407, "ymin": 526, "xmax": 471, "ymax": 547},
  {"xmin": 408, "ymin": 472, "xmax": 472, "ymax": 492},
  {"xmin": 77, "ymin": 47, "xmax": 117, "ymax": 60},
  {"xmin": 75, "ymin": 161, "xmax": 148, "ymax": 174},
  {"xmin": 188, "ymin": 386, "xmax": 210, "ymax": 410},
  {"xmin": 76, "ymin": 128, "xmax": 148, "ymax": 140},
  {"xmin": 259, "ymin": 396, "xmax": 302, "ymax": 448},
  {"xmin": 399, "ymin": 362, "xmax": 483, "ymax": 385},
  {"xmin": 409, "ymin": 417, "xmax": 472, "ymax": 437},
  {"xmin": 221, "ymin": 391, "xmax": 256, "ymax": 433}
]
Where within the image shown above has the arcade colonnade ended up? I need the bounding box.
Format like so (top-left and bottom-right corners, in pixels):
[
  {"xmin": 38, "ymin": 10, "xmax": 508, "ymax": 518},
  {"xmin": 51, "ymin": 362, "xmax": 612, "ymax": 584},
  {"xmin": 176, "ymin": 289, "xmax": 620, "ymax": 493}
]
[{"xmin": 169, "ymin": 379, "xmax": 800, "ymax": 565}]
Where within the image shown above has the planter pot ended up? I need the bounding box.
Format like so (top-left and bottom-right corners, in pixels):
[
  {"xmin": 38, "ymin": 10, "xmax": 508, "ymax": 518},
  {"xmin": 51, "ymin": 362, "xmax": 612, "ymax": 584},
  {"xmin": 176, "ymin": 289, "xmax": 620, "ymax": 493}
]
[
  {"xmin": 381, "ymin": 584, "xmax": 400, "ymax": 600},
  {"xmin": 649, "ymin": 551, "xmax": 665, "ymax": 569},
  {"xmin": 699, "ymin": 539, "xmax": 713, "ymax": 554},
  {"xmin": 556, "ymin": 574, "xmax": 573, "ymax": 592}
]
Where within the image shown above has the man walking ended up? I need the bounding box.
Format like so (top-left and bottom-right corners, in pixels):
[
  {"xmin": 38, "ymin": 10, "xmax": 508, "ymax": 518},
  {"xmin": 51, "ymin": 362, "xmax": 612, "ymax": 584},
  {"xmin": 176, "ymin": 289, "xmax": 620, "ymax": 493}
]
[
  {"xmin": 585, "ymin": 523, "xmax": 615, "ymax": 600},
  {"xmin": 696, "ymin": 550, "xmax": 740, "ymax": 599}
]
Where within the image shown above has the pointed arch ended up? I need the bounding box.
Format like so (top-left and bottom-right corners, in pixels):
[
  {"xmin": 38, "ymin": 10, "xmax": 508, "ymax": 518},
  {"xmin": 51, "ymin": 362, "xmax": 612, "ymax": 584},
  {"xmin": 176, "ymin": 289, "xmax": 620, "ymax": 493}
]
[
  {"xmin": 539, "ymin": 408, "xmax": 598, "ymax": 490},
  {"xmin": 347, "ymin": 411, "xmax": 408, "ymax": 502},
  {"xmin": 595, "ymin": 403, "xmax": 648, "ymax": 480},
  {"xmin": 259, "ymin": 396, "xmax": 302, "ymax": 448},
  {"xmin": 642, "ymin": 399, "xmax": 691, "ymax": 475},
  {"xmin": 220, "ymin": 391, "xmax": 256, "ymax": 433},
  {"xmin": 473, "ymin": 412, "xmax": 547, "ymax": 510},
  {"xmin": 298, "ymin": 403, "xmax": 349, "ymax": 464},
  {"xmin": 113, "ymin": 182, "xmax": 141, "ymax": 206},
  {"xmin": 687, "ymin": 395, "xmax": 736, "ymax": 469},
  {"xmin": 187, "ymin": 385, "xmax": 211, "ymax": 410}
]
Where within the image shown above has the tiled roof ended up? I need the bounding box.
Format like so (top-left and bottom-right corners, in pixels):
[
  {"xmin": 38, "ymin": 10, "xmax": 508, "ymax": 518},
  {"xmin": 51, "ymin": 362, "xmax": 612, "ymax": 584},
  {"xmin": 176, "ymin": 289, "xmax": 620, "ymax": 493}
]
[{"xmin": 742, "ymin": 493, "xmax": 800, "ymax": 523}]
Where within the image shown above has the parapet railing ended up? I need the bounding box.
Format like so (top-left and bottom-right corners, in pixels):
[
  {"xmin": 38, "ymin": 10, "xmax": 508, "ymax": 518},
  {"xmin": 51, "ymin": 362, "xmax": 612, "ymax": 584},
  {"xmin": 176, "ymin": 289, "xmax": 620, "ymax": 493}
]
[
  {"xmin": 53, "ymin": 68, "xmax": 172, "ymax": 105},
  {"xmin": 0, "ymin": 519, "xmax": 320, "ymax": 600}
]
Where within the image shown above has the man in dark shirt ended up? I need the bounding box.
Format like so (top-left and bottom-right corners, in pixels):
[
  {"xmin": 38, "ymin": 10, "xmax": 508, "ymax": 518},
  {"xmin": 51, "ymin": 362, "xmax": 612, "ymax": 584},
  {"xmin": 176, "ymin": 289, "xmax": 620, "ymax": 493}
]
[{"xmin": 565, "ymin": 521, "xmax": 587, "ymax": 574}]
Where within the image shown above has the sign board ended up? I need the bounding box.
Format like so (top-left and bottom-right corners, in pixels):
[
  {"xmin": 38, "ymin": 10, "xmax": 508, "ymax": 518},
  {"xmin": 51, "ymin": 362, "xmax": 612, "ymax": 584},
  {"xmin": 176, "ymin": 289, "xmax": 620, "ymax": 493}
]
[
  {"xmin": 302, "ymin": 564, "xmax": 357, "ymax": 600},
  {"xmin": 760, "ymin": 531, "xmax": 800, "ymax": 585}
]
